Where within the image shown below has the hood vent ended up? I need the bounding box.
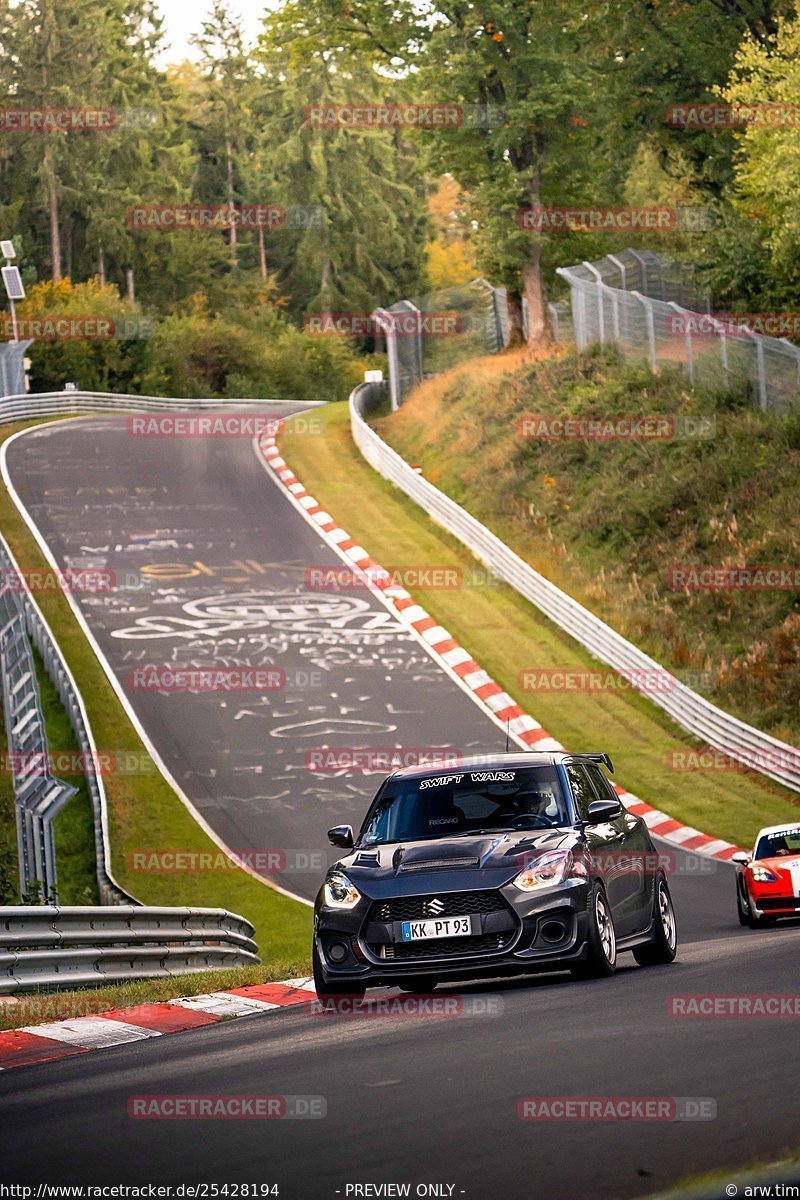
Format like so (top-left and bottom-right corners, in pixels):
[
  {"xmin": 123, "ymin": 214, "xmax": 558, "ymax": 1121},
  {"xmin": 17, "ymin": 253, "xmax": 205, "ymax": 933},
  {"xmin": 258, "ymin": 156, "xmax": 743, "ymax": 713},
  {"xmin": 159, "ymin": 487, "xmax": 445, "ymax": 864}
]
[
  {"xmin": 352, "ymin": 852, "xmax": 380, "ymax": 867},
  {"xmin": 399, "ymin": 856, "xmax": 480, "ymax": 872}
]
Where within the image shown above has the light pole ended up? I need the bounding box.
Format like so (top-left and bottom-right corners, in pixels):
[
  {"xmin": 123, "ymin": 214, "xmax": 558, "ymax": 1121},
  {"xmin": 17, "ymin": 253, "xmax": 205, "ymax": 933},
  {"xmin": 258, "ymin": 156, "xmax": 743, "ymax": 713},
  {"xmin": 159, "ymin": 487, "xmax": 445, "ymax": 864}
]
[{"xmin": 1, "ymin": 240, "xmax": 25, "ymax": 343}]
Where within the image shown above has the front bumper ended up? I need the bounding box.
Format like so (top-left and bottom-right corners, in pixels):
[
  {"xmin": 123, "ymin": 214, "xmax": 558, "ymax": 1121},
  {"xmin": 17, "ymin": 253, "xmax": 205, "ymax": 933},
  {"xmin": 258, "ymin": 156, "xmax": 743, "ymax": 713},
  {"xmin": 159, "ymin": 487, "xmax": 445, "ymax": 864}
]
[{"xmin": 315, "ymin": 878, "xmax": 591, "ymax": 985}]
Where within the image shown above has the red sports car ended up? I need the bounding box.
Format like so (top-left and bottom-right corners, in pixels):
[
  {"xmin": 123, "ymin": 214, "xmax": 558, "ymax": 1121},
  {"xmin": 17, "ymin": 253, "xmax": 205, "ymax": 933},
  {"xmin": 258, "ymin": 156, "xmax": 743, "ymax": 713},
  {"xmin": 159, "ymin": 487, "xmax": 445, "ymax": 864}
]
[{"xmin": 733, "ymin": 823, "xmax": 800, "ymax": 928}]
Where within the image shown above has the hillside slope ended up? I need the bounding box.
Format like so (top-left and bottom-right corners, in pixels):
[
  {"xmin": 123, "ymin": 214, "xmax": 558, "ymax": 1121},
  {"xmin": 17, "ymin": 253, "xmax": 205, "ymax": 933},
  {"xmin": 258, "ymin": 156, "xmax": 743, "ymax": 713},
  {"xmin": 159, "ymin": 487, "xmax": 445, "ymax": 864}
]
[{"xmin": 373, "ymin": 347, "xmax": 800, "ymax": 745}]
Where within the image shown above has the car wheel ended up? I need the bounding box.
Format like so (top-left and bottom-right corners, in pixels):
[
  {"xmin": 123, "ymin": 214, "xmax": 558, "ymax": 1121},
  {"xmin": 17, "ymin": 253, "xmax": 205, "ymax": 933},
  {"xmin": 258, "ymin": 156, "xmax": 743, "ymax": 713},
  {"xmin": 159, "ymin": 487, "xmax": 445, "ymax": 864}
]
[
  {"xmin": 633, "ymin": 875, "xmax": 678, "ymax": 966},
  {"xmin": 736, "ymin": 883, "xmax": 749, "ymax": 926},
  {"xmin": 312, "ymin": 942, "xmax": 366, "ymax": 999},
  {"xmin": 745, "ymin": 894, "xmax": 774, "ymax": 930},
  {"xmin": 396, "ymin": 977, "xmax": 436, "ymax": 993},
  {"xmin": 571, "ymin": 882, "xmax": 617, "ymax": 979}
]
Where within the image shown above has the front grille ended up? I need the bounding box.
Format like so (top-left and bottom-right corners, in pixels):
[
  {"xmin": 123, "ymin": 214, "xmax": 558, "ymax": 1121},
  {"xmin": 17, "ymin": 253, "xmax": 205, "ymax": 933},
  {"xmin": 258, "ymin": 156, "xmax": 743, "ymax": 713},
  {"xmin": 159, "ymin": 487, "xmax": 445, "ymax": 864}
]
[
  {"xmin": 759, "ymin": 897, "xmax": 800, "ymax": 911},
  {"xmin": 378, "ymin": 932, "xmax": 515, "ymax": 961},
  {"xmin": 369, "ymin": 890, "xmax": 507, "ymax": 923}
]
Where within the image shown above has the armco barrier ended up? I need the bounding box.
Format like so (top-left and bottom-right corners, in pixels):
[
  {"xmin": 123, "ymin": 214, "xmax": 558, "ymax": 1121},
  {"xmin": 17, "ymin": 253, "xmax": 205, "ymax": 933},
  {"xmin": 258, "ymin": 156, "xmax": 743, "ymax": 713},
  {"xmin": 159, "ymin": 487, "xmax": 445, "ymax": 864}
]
[
  {"xmin": 0, "ymin": 529, "xmax": 132, "ymax": 906},
  {"xmin": 0, "ymin": 906, "xmax": 259, "ymax": 993},
  {"xmin": 0, "ymin": 390, "xmax": 322, "ymax": 426},
  {"xmin": 350, "ymin": 381, "xmax": 800, "ymax": 796}
]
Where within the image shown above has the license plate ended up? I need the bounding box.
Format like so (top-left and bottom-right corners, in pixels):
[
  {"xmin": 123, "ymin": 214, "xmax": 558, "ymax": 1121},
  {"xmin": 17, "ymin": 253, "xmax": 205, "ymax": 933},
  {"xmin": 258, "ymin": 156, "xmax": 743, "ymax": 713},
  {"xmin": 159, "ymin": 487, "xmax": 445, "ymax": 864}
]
[{"xmin": 400, "ymin": 915, "xmax": 476, "ymax": 941}]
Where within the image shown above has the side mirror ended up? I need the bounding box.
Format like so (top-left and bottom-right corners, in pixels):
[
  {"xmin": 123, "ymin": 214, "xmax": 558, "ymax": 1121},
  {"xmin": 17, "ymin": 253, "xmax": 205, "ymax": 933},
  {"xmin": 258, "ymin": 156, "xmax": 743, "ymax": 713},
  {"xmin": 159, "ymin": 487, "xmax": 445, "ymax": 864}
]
[
  {"xmin": 731, "ymin": 851, "xmax": 751, "ymax": 865},
  {"xmin": 586, "ymin": 798, "xmax": 623, "ymax": 824},
  {"xmin": 328, "ymin": 825, "xmax": 354, "ymax": 849}
]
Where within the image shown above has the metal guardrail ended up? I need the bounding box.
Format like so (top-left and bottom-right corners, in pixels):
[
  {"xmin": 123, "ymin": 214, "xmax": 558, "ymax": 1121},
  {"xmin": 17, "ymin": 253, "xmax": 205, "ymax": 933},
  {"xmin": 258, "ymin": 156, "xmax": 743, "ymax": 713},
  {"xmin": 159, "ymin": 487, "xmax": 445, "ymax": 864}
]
[
  {"xmin": 0, "ymin": 390, "xmax": 318, "ymax": 426},
  {"xmin": 0, "ymin": 906, "xmax": 259, "ymax": 993},
  {"xmin": 0, "ymin": 531, "xmax": 134, "ymax": 906},
  {"xmin": 0, "ymin": 585, "xmax": 76, "ymax": 901},
  {"xmin": 350, "ymin": 381, "xmax": 800, "ymax": 796}
]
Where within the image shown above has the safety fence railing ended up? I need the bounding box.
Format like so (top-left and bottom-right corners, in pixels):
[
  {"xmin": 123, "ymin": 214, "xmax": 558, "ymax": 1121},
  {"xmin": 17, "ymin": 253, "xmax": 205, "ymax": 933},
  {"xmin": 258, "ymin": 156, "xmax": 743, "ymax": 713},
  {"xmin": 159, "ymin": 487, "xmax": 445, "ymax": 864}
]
[
  {"xmin": 0, "ymin": 531, "xmax": 134, "ymax": 907},
  {"xmin": 0, "ymin": 584, "xmax": 76, "ymax": 903},
  {"xmin": 0, "ymin": 342, "xmax": 33, "ymax": 399},
  {"xmin": 556, "ymin": 249, "xmax": 800, "ymax": 414},
  {"xmin": 0, "ymin": 905, "xmax": 259, "ymax": 993},
  {"xmin": 0, "ymin": 389, "xmax": 313, "ymax": 426},
  {"xmin": 373, "ymin": 279, "xmax": 510, "ymax": 410},
  {"xmin": 350, "ymin": 381, "xmax": 800, "ymax": 796}
]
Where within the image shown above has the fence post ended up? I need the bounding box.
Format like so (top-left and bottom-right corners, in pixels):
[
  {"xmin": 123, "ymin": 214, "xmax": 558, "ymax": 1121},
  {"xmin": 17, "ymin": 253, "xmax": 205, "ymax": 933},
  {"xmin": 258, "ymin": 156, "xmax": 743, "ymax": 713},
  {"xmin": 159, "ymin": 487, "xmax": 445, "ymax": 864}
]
[
  {"xmin": 631, "ymin": 292, "xmax": 657, "ymax": 368},
  {"xmin": 669, "ymin": 303, "xmax": 694, "ymax": 383},
  {"xmin": 752, "ymin": 334, "xmax": 768, "ymax": 411}
]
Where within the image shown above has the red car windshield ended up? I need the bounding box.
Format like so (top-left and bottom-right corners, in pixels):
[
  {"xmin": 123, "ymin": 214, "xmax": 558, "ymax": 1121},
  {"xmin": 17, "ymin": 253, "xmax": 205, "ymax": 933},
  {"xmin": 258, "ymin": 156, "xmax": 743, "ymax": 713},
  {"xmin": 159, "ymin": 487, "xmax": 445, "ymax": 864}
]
[{"xmin": 754, "ymin": 828, "xmax": 800, "ymax": 860}]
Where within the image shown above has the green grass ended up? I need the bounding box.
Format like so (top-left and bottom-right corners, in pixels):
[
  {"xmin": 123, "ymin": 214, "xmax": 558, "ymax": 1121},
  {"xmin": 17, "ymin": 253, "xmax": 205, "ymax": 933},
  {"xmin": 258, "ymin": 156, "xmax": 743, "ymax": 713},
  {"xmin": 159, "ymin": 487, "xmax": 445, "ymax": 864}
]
[
  {"xmin": 280, "ymin": 400, "xmax": 798, "ymax": 850},
  {"xmin": 0, "ymin": 959, "xmax": 310, "ymax": 1031},
  {"xmin": 0, "ymin": 418, "xmax": 312, "ymax": 974}
]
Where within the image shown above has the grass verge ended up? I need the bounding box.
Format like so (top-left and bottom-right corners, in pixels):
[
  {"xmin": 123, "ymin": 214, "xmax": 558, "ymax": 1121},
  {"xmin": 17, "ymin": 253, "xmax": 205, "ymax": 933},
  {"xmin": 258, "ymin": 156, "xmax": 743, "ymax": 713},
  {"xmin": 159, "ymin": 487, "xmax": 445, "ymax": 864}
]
[
  {"xmin": 0, "ymin": 418, "xmax": 312, "ymax": 976},
  {"xmin": 280, "ymin": 400, "xmax": 798, "ymax": 849}
]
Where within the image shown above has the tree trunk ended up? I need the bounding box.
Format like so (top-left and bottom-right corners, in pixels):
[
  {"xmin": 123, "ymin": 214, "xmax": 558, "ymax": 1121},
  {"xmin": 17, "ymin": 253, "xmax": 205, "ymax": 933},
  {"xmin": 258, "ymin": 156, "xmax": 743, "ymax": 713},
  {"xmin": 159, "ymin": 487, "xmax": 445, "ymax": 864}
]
[
  {"xmin": 505, "ymin": 289, "xmax": 526, "ymax": 346},
  {"xmin": 225, "ymin": 132, "xmax": 237, "ymax": 271},
  {"xmin": 523, "ymin": 248, "xmax": 548, "ymax": 345},
  {"xmin": 98, "ymin": 244, "xmax": 106, "ymax": 287},
  {"xmin": 126, "ymin": 268, "xmax": 135, "ymax": 303},
  {"xmin": 257, "ymin": 226, "xmax": 267, "ymax": 281},
  {"xmin": 523, "ymin": 131, "xmax": 550, "ymax": 347},
  {"xmin": 43, "ymin": 143, "xmax": 62, "ymax": 281}
]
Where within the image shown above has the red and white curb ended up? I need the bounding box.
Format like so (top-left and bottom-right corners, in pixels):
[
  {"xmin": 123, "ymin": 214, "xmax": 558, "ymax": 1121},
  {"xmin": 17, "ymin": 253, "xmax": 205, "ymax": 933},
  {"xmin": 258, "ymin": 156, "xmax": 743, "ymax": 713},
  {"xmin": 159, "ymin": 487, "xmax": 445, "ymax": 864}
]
[
  {"xmin": 257, "ymin": 431, "xmax": 742, "ymax": 864},
  {"xmin": 0, "ymin": 978, "xmax": 316, "ymax": 1071}
]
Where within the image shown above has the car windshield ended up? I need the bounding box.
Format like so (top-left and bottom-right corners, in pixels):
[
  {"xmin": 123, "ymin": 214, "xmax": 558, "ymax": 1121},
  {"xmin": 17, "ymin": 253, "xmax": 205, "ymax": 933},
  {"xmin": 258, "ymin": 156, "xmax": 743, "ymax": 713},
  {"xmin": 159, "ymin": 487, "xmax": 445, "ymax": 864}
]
[
  {"xmin": 754, "ymin": 827, "xmax": 800, "ymax": 860},
  {"xmin": 358, "ymin": 765, "xmax": 570, "ymax": 847}
]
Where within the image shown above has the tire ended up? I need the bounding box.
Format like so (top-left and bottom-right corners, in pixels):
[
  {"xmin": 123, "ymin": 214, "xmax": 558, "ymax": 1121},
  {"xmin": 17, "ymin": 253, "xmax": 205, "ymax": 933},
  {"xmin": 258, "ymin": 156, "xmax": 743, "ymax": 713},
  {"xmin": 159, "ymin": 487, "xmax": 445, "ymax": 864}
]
[
  {"xmin": 633, "ymin": 875, "xmax": 678, "ymax": 966},
  {"xmin": 736, "ymin": 883, "xmax": 749, "ymax": 927},
  {"xmin": 571, "ymin": 882, "xmax": 617, "ymax": 979},
  {"xmin": 396, "ymin": 977, "xmax": 437, "ymax": 993},
  {"xmin": 312, "ymin": 942, "xmax": 366, "ymax": 999},
  {"xmin": 745, "ymin": 893, "xmax": 774, "ymax": 930}
]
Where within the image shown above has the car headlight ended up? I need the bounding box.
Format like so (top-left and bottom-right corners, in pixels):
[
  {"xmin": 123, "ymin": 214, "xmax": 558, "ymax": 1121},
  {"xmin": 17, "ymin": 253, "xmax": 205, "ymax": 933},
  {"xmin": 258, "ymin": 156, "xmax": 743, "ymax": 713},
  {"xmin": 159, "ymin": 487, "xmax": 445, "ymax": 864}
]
[
  {"xmin": 323, "ymin": 871, "xmax": 362, "ymax": 909},
  {"xmin": 750, "ymin": 864, "xmax": 778, "ymax": 883},
  {"xmin": 513, "ymin": 849, "xmax": 576, "ymax": 891}
]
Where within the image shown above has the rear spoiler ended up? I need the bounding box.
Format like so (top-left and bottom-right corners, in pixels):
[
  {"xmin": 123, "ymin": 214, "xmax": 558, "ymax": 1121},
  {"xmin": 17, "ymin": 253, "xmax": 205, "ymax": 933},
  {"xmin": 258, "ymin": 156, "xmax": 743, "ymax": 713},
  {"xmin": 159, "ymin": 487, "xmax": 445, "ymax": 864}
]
[{"xmin": 582, "ymin": 753, "xmax": 614, "ymax": 774}]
